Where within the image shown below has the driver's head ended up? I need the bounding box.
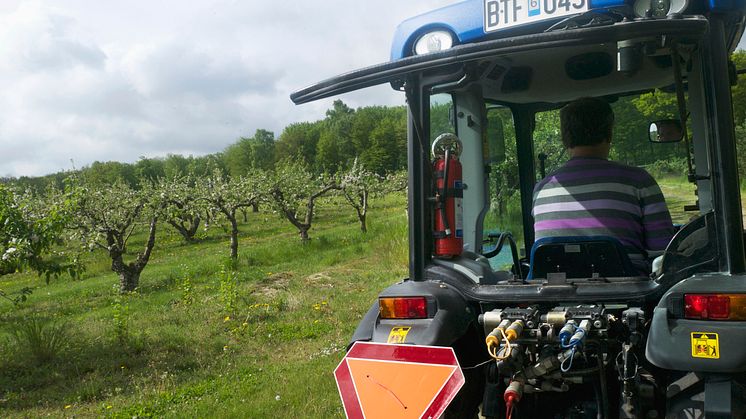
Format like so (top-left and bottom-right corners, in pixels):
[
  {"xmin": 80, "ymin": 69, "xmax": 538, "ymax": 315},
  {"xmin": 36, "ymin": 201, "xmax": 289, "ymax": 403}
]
[
  {"xmin": 560, "ymin": 97, "xmax": 614, "ymax": 149},
  {"xmin": 657, "ymin": 121, "xmax": 681, "ymax": 141}
]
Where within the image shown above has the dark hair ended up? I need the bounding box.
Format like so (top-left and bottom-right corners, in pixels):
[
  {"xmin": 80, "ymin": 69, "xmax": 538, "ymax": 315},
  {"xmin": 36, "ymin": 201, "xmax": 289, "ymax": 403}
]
[{"xmin": 560, "ymin": 97, "xmax": 614, "ymax": 148}]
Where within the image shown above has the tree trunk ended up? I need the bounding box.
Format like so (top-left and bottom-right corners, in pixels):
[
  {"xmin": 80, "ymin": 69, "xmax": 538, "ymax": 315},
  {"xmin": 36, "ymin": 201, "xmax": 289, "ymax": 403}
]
[
  {"xmin": 134, "ymin": 217, "xmax": 158, "ymax": 273},
  {"xmin": 119, "ymin": 270, "xmax": 140, "ymax": 293},
  {"xmin": 299, "ymin": 227, "xmax": 310, "ymax": 243},
  {"xmin": 359, "ymin": 190, "xmax": 368, "ymax": 233},
  {"xmin": 299, "ymin": 185, "xmax": 337, "ymax": 243},
  {"xmin": 111, "ymin": 252, "xmax": 139, "ymax": 293},
  {"xmin": 169, "ymin": 218, "xmax": 199, "ymax": 243},
  {"xmin": 229, "ymin": 215, "xmax": 239, "ymax": 260},
  {"xmin": 252, "ymin": 202, "xmax": 259, "ymax": 213},
  {"xmin": 359, "ymin": 212, "xmax": 367, "ymax": 233},
  {"xmin": 495, "ymin": 180, "xmax": 505, "ymax": 217},
  {"xmin": 187, "ymin": 215, "xmax": 201, "ymax": 241},
  {"xmin": 110, "ymin": 217, "xmax": 157, "ymax": 294}
]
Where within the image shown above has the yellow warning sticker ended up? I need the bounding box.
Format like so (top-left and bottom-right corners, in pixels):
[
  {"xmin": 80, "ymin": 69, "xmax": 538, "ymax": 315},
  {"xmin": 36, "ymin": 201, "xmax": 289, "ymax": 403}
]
[
  {"xmin": 387, "ymin": 326, "xmax": 411, "ymax": 344},
  {"xmin": 691, "ymin": 332, "xmax": 720, "ymax": 359}
]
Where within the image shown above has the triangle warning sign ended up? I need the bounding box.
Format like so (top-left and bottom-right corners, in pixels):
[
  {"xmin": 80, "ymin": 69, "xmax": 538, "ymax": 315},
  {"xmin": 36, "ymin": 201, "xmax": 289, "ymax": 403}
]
[{"xmin": 347, "ymin": 358, "xmax": 456, "ymax": 419}]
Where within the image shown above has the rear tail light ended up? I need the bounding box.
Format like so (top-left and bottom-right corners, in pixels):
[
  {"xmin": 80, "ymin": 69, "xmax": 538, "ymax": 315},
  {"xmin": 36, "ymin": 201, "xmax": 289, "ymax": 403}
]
[
  {"xmin": 379, "ymin": 297, "xmax": 428, "ymax": 319},
  {"xmin": 684, "ymin": 294, "xmax": 746, "ymax": 320}
]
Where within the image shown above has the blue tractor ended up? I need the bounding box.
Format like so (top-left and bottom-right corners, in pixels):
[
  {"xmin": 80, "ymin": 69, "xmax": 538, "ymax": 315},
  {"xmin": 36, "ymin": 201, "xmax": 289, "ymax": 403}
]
[{"xmin": 293, "ymin": 0, "xmax": 746, "ymax": 417}]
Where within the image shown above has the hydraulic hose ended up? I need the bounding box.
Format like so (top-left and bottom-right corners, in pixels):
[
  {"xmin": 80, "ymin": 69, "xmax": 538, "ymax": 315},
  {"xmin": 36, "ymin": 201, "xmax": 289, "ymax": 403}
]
[
  {"xmin": 482, "ymin": 232, "xmax": 522, "ymax": 279},
  {"xmin": 594, "ymin": 384, "xmax": 603, "ymax": 419},
  {"xmin": 597, "ymin": 353, "xmax": 609, "ymax": 419}
]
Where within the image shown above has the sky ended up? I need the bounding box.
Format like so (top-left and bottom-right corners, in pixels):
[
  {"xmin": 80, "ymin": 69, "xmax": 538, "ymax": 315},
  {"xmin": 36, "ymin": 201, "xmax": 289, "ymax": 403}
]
[
  {"xmin": 0, "ymin": 1, "xmax": 744, "ymax": 178},
  {"xmin": 0, "ymin": 0, "xmax": 454, "ymax": 177}
]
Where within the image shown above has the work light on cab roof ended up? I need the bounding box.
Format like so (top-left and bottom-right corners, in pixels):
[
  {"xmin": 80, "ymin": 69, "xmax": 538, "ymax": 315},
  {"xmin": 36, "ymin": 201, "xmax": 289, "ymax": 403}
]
[
  {"xmin": 414, "ymin": 30, "xmax": 455, "ymax": 55},
  {"xmin": 633, "ymin": 0, "xmax": 689, "ymax": 17}
]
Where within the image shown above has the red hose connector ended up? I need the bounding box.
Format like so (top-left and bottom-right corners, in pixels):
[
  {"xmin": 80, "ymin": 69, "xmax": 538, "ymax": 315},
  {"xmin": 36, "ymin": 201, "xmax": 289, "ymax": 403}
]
[{"xmin": 504, "ymin": 380, "xmax": 523, "ymax": 419}]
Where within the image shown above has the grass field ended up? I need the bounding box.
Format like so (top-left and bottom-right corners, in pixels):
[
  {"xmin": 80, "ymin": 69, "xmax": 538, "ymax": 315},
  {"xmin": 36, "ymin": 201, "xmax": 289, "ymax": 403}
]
[
  {"xmin": 0, "ymin": 177, "xmax": 715, "ymax": 418},
  {"xmin": 658, "ymin": 176, "xmax": 697, "ymax": 224},
  {"xmin": 0, "ymin": 194, "xmax": 410, "ymax": 418}
]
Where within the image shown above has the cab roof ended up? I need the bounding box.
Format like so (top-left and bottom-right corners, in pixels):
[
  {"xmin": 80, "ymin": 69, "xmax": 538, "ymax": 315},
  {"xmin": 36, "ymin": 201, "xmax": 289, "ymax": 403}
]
[{"xmin": 290, "ymin": 17, "xmax": 707, "ymax": 106}]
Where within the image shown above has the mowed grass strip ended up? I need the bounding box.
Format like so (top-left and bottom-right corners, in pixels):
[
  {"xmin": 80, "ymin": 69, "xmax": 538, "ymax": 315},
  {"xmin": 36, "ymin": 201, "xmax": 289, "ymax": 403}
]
[{"xmin": 0, "ymin": 194, "xmax": 408, "ymax": 418}]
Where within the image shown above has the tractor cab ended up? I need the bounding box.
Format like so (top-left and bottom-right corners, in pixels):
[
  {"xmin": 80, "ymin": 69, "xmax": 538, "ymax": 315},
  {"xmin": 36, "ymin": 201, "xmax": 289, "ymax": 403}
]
[{"xmin": 292, "ymin": 1, "xmax": 746, "ymax": 417}]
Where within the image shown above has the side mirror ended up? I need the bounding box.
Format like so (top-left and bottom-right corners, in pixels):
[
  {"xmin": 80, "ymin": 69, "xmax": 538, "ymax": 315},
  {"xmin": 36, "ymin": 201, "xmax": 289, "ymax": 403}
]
[{"xmin": 649, "ymin": 119, "xmax": 684, "ymax": 143}]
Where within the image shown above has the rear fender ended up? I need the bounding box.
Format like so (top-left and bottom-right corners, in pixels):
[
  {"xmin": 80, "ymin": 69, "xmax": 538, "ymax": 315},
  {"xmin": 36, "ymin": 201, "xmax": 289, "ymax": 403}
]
[
  {"xmin": 646, "ymin": 274, "xmax": 746, "ymax": 372},
  {"xmin": 349, "ymin": 279, "xmax": 474, "ymax": 347}
]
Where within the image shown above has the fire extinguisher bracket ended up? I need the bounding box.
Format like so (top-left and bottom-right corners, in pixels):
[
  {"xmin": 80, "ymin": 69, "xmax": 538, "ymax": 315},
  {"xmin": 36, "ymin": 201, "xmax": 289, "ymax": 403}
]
[{"xmin": 431, "ymin": 133, "xmax": 463, "ymax": 159}]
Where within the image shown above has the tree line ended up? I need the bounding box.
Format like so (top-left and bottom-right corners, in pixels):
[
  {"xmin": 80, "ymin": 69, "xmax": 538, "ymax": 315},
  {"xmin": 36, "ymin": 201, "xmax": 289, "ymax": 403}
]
[{"xmin": 3, "ymin": 100, "xmax": 407, "ymax": 193}]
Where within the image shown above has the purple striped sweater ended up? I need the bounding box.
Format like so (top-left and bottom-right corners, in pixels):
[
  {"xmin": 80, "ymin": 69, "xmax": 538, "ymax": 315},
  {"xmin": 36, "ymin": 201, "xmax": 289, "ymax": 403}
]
[{"xmin": 532, "ymin": 157, "xmax": 675, "ymax": 264}]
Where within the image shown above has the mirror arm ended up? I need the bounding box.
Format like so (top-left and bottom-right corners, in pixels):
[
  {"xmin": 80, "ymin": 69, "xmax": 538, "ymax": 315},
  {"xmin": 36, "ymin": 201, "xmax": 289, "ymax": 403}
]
[
  {"xmin": 430, "ymin": 72, "xmax": 472, "ymax": 95},
  {"xmin": 671, "ymin": 43, "xmax": 696, "ymax": 181}
]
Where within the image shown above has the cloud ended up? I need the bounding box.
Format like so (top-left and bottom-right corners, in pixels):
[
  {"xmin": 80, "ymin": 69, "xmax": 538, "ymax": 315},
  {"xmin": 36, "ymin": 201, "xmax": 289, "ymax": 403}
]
[
  {"xmin": 122, "ymin": 42, "xmax": 278, "ymax": 100},
  {"xmin": 0, "ymin": 1, "xmax": 300, "ymax": 176},
  {"xmin": 0, "ymin": 0, "xmax": 447, "ymax": 177},
  {"xmin": 0, "ymin": 2, "xmax": 106, "ymax": 73}
]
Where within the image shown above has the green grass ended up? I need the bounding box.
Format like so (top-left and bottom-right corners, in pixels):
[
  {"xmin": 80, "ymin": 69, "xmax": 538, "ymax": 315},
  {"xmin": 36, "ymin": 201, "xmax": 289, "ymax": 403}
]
[
  {"xmin": 658, "ymin": 176, "xmax": 697, "ymax": 224},
  {"xmin": 658, "ymin": 175, "xmax": 746, "ymax": 224},
  {"xmin": 0, "ymin": 194, "xmax": 409, "ymax": 418}
]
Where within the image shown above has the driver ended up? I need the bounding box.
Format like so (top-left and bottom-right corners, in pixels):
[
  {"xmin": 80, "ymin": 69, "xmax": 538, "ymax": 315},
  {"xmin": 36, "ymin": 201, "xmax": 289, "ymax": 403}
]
[
  {"xmin": 532, "ymin": 97, "xmax": 675, "ymax": 272},
  {"xmin": 656, "ymin": 120, "xmax": 683, "ymax": 142}
]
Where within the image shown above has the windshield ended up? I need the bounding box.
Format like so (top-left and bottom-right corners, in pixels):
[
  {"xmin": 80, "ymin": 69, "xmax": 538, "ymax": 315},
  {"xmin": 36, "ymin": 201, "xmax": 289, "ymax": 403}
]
[
  {"xmin": 532, "ymin": 92, "xmax": 691, "ymax": 223},
  {"xmin": 481, "ymin": 90, "xmax": 694, "ymax": 270}
]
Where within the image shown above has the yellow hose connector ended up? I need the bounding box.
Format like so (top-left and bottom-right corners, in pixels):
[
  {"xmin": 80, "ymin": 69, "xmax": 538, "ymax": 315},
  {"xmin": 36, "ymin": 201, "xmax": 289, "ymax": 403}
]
[
  {"xmin": 486, "ymin": 319, "xmax": 518, "ymax": 361},
  {"xmin": 505, "ymin": 319, "xmax": 524, "ymax": 341}
]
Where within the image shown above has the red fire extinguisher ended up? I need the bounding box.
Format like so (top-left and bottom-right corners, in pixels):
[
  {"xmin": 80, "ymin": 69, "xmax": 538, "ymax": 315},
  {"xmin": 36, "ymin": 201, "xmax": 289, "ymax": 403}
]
[{"xmin": 432, "ymin": 133, "xmax": 463, "ymax": 258}]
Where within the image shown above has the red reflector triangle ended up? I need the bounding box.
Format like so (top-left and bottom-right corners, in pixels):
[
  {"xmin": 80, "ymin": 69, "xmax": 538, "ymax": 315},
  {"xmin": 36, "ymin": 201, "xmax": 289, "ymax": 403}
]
[
  {"xmin": 335, "ymin": 342, "xmax": 465, "ymax": 419},
  {"xmin": 348, "ymin": 358, "xmax": 456, "ymax": 418}
]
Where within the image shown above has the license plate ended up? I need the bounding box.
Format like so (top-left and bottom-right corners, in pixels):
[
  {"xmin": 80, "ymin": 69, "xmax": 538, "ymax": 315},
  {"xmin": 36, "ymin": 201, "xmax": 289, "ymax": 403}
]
[{"xmin": 484, "ymin": 0, "xmax": 589, "ymax": 32}]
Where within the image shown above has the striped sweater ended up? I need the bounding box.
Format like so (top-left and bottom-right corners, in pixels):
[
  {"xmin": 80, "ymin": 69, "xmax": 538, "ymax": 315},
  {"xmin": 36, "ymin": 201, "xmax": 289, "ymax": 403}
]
[{"xmin": 532, "ymin": 157, "xmax": 675, "ymax": 266}]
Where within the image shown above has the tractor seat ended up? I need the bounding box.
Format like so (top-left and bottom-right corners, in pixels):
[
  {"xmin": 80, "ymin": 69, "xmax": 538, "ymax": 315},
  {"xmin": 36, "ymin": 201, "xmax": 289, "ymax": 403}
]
[{"xmin": 527, "ymin": 236, "xmax": 640, "ymax": 280}]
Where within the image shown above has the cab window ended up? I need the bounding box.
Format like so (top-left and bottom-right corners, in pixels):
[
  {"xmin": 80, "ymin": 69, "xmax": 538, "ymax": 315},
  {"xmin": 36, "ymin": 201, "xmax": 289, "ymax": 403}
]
[{"xmin": 484, "ymin": 106, "xmax": 522, "ymax": 268}]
